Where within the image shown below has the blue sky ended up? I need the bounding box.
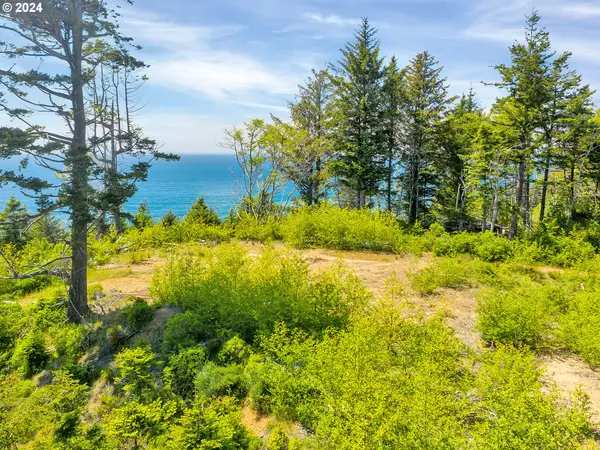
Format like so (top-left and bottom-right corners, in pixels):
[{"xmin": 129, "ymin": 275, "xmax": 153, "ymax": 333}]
[{"xmin": 3, "ymin": 0, "xmax": 600, "ymax": 154}]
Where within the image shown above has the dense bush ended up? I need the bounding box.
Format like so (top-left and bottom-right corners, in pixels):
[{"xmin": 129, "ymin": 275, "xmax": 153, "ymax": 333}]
[
  {"xmin": 280, "ymin": 205, "xmax": 410, "ymax": 252},
  {"xmin": 186, "ymin": 196, "xmax": 221, "ymax": 226},
  {"xmin": 151, "ymin": 243, "xmax": 370, "ymax": 342},
  {"xmin": 560, "ymin": 289, "xmax": 600, "ymax": 366},
  {"xmin": 124, "ymin": 222, "xmax": 231, "ymax": 250},
  {"xmin": 477, "ymin": 285, "xmax": 557, "ymax": 348},
  {"xmin": 410, "ymin": 257, "xmax": 475, "ymax": 295},
  {"xmin": 121, "ymin": 297, "xmax": 154, "ymax": 332},
  {"xmin": 10, "ymin": 332, "xmax": 49, "ymax": 377},
  {"xmin": 164, "ymin": 345, "xmax": 206, "ymax": 399}
]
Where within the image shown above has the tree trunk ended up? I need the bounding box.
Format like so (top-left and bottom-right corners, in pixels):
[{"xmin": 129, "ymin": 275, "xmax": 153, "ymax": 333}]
[
  {"xmin": 386, "ymin": 153, "xmax": 393, "ymax": 212},
  {"xmin": 509, "ymin": 161, "xmax": 524, "ymax": 239},
  {"xmin": 490, "ymin": 178, "xmax": 499, "ymax": 233},
  {"xmin": 569, "ymin": 162, "xmax": 576, "ymax": 220},
  {"xmin": 539, "ymin": 164, "xmax": 550, "ymax": 223},
  {"xmin": 68, "ymin": 0, "xmax": 90, "ymax": 322}
]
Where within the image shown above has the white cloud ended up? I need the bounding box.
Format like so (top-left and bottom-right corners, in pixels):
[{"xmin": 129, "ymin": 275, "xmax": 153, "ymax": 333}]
[
  {"xmin": 561, "ymin": 3, "xmax": 600, "ymax": 17},
  {"xmin": 145, "ymin": 55, "xmax": 297, "ymax": 100},
  {"xmin": 136, "ymin": 112, "xmax": 236, "ymax": 154},
  {"xmin": 302, "ymin": 13, "xmax": 360, "ymax": 27},
  {"xmin": 462, "ymin": 0, "xmax": 600, "ymax": 64},
  {"xmin": 120, "ymin": 8, "xmax": 302, "ymax": 105}
]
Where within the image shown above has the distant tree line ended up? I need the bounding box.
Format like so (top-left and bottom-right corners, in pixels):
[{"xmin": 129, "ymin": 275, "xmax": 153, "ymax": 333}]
[{"xmin": 226, "ymin": 13, "xmax": 600, "ymax": 239}]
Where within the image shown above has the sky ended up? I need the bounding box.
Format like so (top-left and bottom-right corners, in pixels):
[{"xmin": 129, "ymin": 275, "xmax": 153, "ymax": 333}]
[{"xmin": 2, "ymin": 0, "xmax": 600, "ymax": 154}]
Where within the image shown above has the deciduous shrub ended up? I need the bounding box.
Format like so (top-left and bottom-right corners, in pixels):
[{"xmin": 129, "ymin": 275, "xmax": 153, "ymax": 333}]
[
  {"xmin": 281, "ymin": 205, "xmax": 409, "ymax": 252},
  {"xmin": 151, "ymin": 244, "xmax": 370, "ymax": 342},
  {"xmin": 410, "ymin": 257, "xmax": 474, "ymax": 295},
  {"xmin": 477, "ymin": 285, "xmax": 556, "ymax": 348},
  {"xmin": 121, "ymin": 298, "xmax": 154, "ymax": 332},
  {"xmin": 164, "ymin": 345, "xmax": 206, "ymax": 399},
  {"xmin": 10, "ymin": 332, "xmax": 48, "ymax": 377}
]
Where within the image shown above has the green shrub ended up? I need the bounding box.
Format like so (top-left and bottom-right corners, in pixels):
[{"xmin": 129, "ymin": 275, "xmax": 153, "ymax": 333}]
[
  {"xmin": 231, "ymin": 213, "xmax": 283, "ymax": 241},
  {"xmin": 471, "ymin": 345, "xmax": 593, "ymax": 448},
  {"xmin": 54, "ymin": 324, "xmax": 87, "ymax": 364},
  {"xmin": 218, "ymin": 336, "xmax": 251, "ymax": 365},
  {"xmin": 162, "ymin": 311, "xmax": 212, "ymax": 354},
  {"xmin": 195, "ymin": 362, "xmax": 246, "ymax": 400},
  {"xmin": 560, "ymin": 290, "xmax": 600, "ymax": 366},
  {"xmin": 477, "ymin": 285, "xmax": 556, "ymax": 347},
  {"xmin": 121, "ymin": 298, "xmax": 154, "ymax": 332},
  {"xmin": 151, "ymin": 244, "xmax": 370, "ymax": 343},
  {"xmin": 107, "ymin": 324, "xmax": 129, "ymax": 351},
  {"xmin": 280, "ymin": 205, "xmax": 408, "ymax": 252},
  {"xmin": 114, "ymin": 346, "xmax": 156, "ymax": 399},
  {"xmin": 164, "ymin": 397, "xmax": 259, "ymax": 449},
  {"xmin": 10, "ymin": 332, "xmax": 48, "ymax": 377},
  {"xmin": 30, "ymin": 287, "xmax": 68, "ymax": 331},
  {"xmin": 474, "ymin": 231, "xmax": 513, "ymax": 262},
  {"xmin": 266, "ymin": 425, "xmax": 289, "ymax": 450},
  {"xmin": 410, "ymin": 257, "xmax": 473, "ymax": 295},
  {"xmin": 164, "ymin": 346, "xmax": 206, "ymax": 399},
  {"xmin": 186, "ymin": 196, "xmax": 221, "ymax": 226},
  {"xmin": 160, "ymin": 210, "xmax": 178, "ymax": 227}
]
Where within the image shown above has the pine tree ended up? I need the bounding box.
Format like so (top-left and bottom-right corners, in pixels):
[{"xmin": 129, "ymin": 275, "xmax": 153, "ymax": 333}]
[
  {"xmin": 0, "ymin": 196, "xmax": 30, "ymax": 249},
  {"xmin": 186, "ymin": 196, "xmax": 220, "ymax": 226},
  {"xmin": 381, "ymin": 56, "xmax": 405, "ymax": 211},
  {"xmin": 289, "ymin": 69, "xmax": 333, "ymax": 206},
  {"xmin": 401, "ymin": 51, "xmax": 455, "ymax": 223},
  {"xmin": 330, "ymin": 18, "xmax": 386, "ymax": 209},
  {"xmin": 0, "ymin": 0, "xmax": 143, "ymax": 321},
  {"xmin": 490, "ymin": 11, "xmax": 555, "ymax": 237},
  {"xmin": 435, "ymin": 89, "xmax": 484, "ymax": 228}
]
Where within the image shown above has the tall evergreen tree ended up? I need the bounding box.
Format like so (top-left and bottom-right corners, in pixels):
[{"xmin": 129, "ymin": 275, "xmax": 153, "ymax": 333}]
[
  {"xmin": 0, "ymin": 0, "xmax": 143, "ymax": 321},
  {"xmin": 381, "ymin": 56, "xmax": 405, "ymax": 211},
  {"xmin": 401, "ymin": 51, "xmax": 455, "ymax": 223},
  {"xmin": 490, "ymin": 11, "xmax": 555, "ymax": 237},
  {"xmin": 289, "ymin": 69, "xmax": 333, "ymax": 206},
  {"xmin": 330, "ymin": 18, "xmax": 386, "ymax": 209}
]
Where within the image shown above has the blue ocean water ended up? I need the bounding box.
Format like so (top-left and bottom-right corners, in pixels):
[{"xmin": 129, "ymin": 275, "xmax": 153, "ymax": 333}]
[{"xmin": 0, "ymin": 153, "xmax": 246, "ymax": 219}]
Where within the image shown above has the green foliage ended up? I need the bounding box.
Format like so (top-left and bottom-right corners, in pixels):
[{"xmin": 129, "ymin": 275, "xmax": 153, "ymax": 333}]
[
  {"xmin": 0, "ymin": 195, "xmax": 30, "ymax": 249},
  {"xmin": 161, "ymin": 210, "xmax": 178, "ymax": 227},
  {"xmin": 10, "ymin": 332, "xmax": 48, "ymax": 377},
  {"xmin": 218, "ymin": 336, "xmax": 251, "ymax": 365},
  {"xmin": 0, "ymin": 371, "xmax": 88, "ymax": 446},
  {"xmin": 470, "ymin": 345, "xmax": 593, "ymax": 448},
  {"xmin": 231, "ymin": 213, "xmax": 283, "ymax": 241},
  {"xmin": 104, "ymin": 399, "xmax": 177, "ymax": 448},
  {"xmin": 121, "ymin": 297, "xmax": 154, "ymax": 332},
  {"xmin": 54, "ymin": 324, "xmax": 87, "ymax": 364},
  {"xmin": 560, "ymin": 289, "xmax": 600, "ymax": 366},
  {"xmin": 164, "ymin": 397, "xmax": 260, "ymax": 450},
  {"xmin": 164, "ymin": 345, "xmax": 206, "ymax": 399},
  {"xmin": 151, "ymin": 243, "xmax": 370, "ymax": 342},
  {"xmin": 195, "ymin": 362, "xmax": 247, "ymax": 400},
  {"xmin": 114, "ymin": 346, "xmax": 156, "ymax": 399},
  {"xmin": 477, "ymin": 285, "xmax": 556, "ymax": 348},
  {"xmin": 281, "ymin": 205, "xmax": 410, "ymax": 252},
  {"xmin": 410, "ymin": 257, "xmax": 474, "ymax": 295},
  {"xmin": 186, "ymin": 196, "xmax": 221, "ymax": 226},
  {"xmin": 266, "ymin": 425, "xmax": 290, "ymax": 450},
  {"xmin": 124, "ymin": 221, "xmax": 231, "ymax": 250},
  {"xmin": 133, "ymin": 200, "xmax": 154, "ymax": 229},
  {"xmin": 162, "ymin": 311, "xmax": 211, "ymax": 354}
]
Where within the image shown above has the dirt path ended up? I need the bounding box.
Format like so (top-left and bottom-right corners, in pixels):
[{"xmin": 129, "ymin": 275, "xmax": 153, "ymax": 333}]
[
  {"xmin": 92, "ymin": 256, "xmax": 162, "ymax": 300},
  {"xmin": 93, "ymin": 244, "xmax": 600, "ymax": 419},
  {"xmin": 541, "ymin": 354, "xmax": 600, "ymax": 421}
]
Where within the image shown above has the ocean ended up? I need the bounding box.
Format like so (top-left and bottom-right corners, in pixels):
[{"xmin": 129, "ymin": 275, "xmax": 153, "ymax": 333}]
[{"xmin": 0, "ymin": 153, "xmax": 250, "ymax": 219}]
